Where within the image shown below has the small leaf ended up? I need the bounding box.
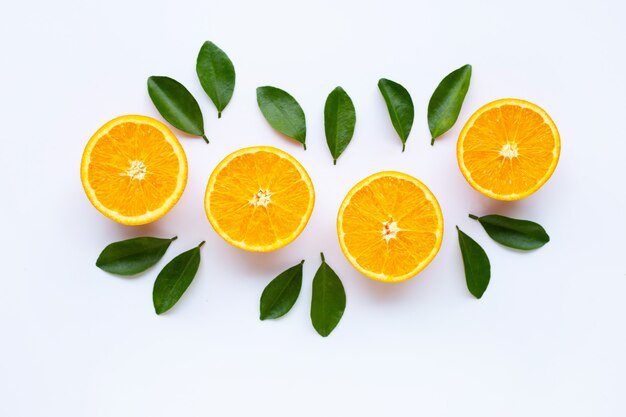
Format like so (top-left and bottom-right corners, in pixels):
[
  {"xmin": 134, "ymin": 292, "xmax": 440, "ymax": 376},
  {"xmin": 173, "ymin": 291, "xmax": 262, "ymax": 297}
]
[
  {"xmin": 457, "ymin": 227, "xmax": 490, "ymax": 299},
  {"xmin": 256, "ymin": 86, "xmax": 307, "ymax": 149},
  {"xmin": 311, "ymin": 253, "xmax": 346, "ymax": 337},
  {"xmin": 147, "ymin": 76, "xmax": 208, "ymax": 143},
  {"xmin": 153, "ymin": 241, "xmax": 205, "ymax": 315},
  {"xmin": 96, "ymin": 236, "xmax": 177, "ymax": 276},
  {"xmin": 324, "ymin": 87, "xmax": 356, "ymax": 165},
  {"xmin": 196, "ymin": 41, "xmax": 236, "ymax": 118},
  {"xmin": 260, "ymin": 260, "xmax": 304, "ymax": 320},
  {"xmin": 469, "ymin": 214, "xmax": 550, "ymax": 250},
  {"xmin": 378, "ymin": 78, "xmax": 414, "ymax": 151},
  {"xmin": 428, "ymin": 64, "xmax": 472, "ymax": 145}
]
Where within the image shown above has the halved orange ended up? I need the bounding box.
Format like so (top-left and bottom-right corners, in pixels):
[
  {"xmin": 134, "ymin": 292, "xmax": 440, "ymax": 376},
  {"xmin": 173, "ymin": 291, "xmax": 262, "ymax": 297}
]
[
  {"xmin": 337, "ymin": 172, "xmax": 443, "ymax": 282},
  {"xmin": 205, "ymin": 146, "xmax": 315, "ymax": 252},
  {"xmin": 457, "ymin": 98, "xmax": 560, "ymax": 200},
  {"xmin": 80, "ymin": 115, "xmax": 188, "ymax": 225}
]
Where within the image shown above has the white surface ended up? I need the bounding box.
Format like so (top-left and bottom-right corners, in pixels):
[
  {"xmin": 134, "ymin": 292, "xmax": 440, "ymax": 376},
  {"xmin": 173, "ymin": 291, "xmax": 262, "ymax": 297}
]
[{"xmin": 1, "ymin": 0, "xmax": 625, "ymax": 416}]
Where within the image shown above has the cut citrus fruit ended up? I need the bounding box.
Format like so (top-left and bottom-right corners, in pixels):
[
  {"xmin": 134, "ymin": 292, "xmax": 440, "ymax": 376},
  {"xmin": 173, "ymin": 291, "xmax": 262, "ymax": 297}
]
[
  {"xmin": 337, "ymin": 171, "xmax": 443, "ymax": 282},
  {"xmin": 80, "ymin": 115, "xmax": 188, "ymax": 225},
  {"xmin": 457, "ymin": 98, "xmax": 560, "ymax": 200},
  {"xmin": 205, "ymin": 146, "xmax": 315, "ymax": 252}
]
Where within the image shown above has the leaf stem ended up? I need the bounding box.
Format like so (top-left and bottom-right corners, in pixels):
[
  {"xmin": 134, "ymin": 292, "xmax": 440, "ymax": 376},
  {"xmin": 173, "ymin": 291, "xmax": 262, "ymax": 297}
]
[
  {"xmin": 303, "ymin": 143, "xmax": 307, "ymax": 150},
  {"xmin": 202, "ymin": 135, "xmax": 209, "ymax": 144},
  {"xmin": 468, "ymin": 214, "xmax": 480, "ymax": 220},
  {"xmin": 431, "ymin": 137, "xmax": 435, "ymax": 146},
  {"xmin": 320, "ymin": 252, "xmax": 325, "ymax": 262},
  {"xmin": 300, "ymin": 259, "xmax": 305, "ymax": 265},
  {"xmin": 218, "ymin": 112, "xmax": 222, "ymax": 119},
  {"xmin": 402, "ymin": 143, "xmax": 406, "ymax": 152},
  {"xmin": 198, "ymin": 241, "xmax": 206, "ymax": 248},
  {"xmin": 333, "ymin": 159, "xmax": 337, "ymax": 165},
  {"xmin": 171, "ymin": 236, "xmax": 178, "ymax": 241}
]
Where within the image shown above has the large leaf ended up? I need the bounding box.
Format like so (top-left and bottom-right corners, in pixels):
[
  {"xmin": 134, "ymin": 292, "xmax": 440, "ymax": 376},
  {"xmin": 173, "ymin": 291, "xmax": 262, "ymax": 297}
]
[
  {"xmin": 310, "ymin": 253, "xmax": 346, "ymax": 337},
  {"xmin": 260, "ymin": 260, "xmax": 304, "ymax": 320},
  {"xmin": 96, "ymin": 236, "xmax": 176, "ymax": 276},
  {"xmin": 378, "ymin": 78, "xmax": 414, "ymax": 151},
  {"xmin": 147, "ymin": 76, "xmax": 208, "ymax": 143},
  {"xmin": 196, "ymin": 41, "xmax": 236, "ymax": 118},
  {"xmin": 153, "ymin": 241, "xmax": 205, "ymax": 314},
  {"xmin": 470, "ymin": 214, "xmax": 550, "ymax": 250},
  {"xmin": 457, "ymin": 226, "xmax": 490, "ymax": 299},
  {"xmin": 256, "ymin": 86, "xmax": 307, "ymax": 149},
  {"xmin": 324, "ymin": 87, "xmax": 356, "ymax": 164},
  {"xmin": 428, "ymin": 64, "xmax": 472, "ymax": 144}
]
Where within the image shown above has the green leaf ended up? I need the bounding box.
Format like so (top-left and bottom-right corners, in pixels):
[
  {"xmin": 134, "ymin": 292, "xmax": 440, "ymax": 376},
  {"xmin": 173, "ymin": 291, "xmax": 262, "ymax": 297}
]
[
  {"xmin": 260, "ymin": 260, "xmax": 304, "ymax": 320},
  {"xmin": 469, "ymin": 214, "xmax": 550, "ymax": 250},
  {"xmin": 153, "ymin": 241, "xmax": 205, "ymax": 315},
  {"xmin": 457, "ymin": 227, "xmax": 490, "ymax": 299},
  {"xmin": 96, "ymin": 236, "xmax": 177, "ymax": 276},
  {"xmin": 311, "ymin": 253, "xmax": 346, "ymax": 337},
  {"xmin": 147, "ymin": 76, "xmax": 208, "ymax": 143},
  {"xmin": 324, "ymin": 86, "xmax": 356, "ymax": 165},
  {"xmin": 378, "ymin": 78, "xmax": 414, "ymax": 151},
  {"xmin": 196, "ymin": 41, "xmax": 236, "ymax": 118},
  {"xmin": 256, "ymin": 86, "xmax": 307, "ymax": 149},
  {"xmin": 428, "ymin": 64, "xmax": 472, "ymax": 145}
]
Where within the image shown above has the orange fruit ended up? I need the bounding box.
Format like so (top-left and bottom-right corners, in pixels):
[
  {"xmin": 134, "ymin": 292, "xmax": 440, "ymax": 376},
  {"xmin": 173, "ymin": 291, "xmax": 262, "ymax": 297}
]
[
  {"xmin": 457, "ymin": 98, "xmax": 560, "ymax": 200},
  {"xmin": 205, "ymin": 146, "xmax": 315, "ymax": 252},
  {"xmin": 337, "ymin": 171, "xmax": 443, "ymax": 282},
  {"xmin": 80, "ymin": 115, "xmax": 188, "ymax": 225}
]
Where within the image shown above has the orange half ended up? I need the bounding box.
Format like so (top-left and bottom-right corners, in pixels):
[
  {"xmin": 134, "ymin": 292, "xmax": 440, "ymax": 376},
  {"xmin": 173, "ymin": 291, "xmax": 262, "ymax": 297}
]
[
  {"xmin": 80, "ymin": 115, "xmax": 188, "ymax": 225},
  {"xmin": 457, "ymin": 98, "xmax": 560, "ymax": 200},
  {"xmin": 337, "ymin": 172, "xmax": 444, "ymax": 282},
  {"xmin": 205, "ymin": 146, "xmax": 315, "ymax": 252}
]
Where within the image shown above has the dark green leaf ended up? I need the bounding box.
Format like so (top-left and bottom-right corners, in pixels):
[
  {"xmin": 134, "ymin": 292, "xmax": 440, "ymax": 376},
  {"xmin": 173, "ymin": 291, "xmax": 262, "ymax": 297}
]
[
  {"xmin": 311, "ymin": 253, "xmax": 346, "ymax": 337},
  {"xmin": 256, "ymin": 86, "xmax": 307, "ymax": 149},
  {"xmin": 196, "ymin": 41, "xmax": 236, "ymax": 118},
  {"xmin": 428, "ymin": 64, "xmax": 472, "ymax": 145},
  {"xmin": 260, "ymin": 260, "xmax": 304, "ymax": 320},
  {"xmin": 457, "ymin": 227, "xmax": 490, "ymax": 299},
  {"xmin": 324, "ymin": 87, "xmax": 356, "ymax": 165},
  {"xmin": 147, "ymin": 76, "xmax": 208, "ymax": 143},
  {"xmin": 469, "ymin": 214, "xmax": 550, "ymax": 250},
  {"xmin": 96, "ymin": 236, "xmax": 176, "ymax": 276},
  {"xmin": 153, "ymin": 241, "xmax": 205, "ymax": 315},
  {"xmin": 378, "ymin": 78, "xmax": 414, "ymax": 151}
]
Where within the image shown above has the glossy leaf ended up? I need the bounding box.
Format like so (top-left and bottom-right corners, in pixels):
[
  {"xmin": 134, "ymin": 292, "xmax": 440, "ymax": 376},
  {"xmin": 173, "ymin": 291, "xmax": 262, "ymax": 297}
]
[
  {"xmin": 96, "ymin": 236, "xmax": 177, "ymax": 276},
  {"xmin": 470, "ymin": 214, "xmax": 550, "ymax": 250},
  {"xmin": 457, "ymin": 227, "xmax": 490, "ymax": 299},
  {"xmin": 147, "ymin": 76, "xmax": 208, "ymax": 143},
  {"xmin": 256, "ymin": 86, "xmax": 307, "ymax": 149},
  {"xmin": 378, "ymin": 78, "xmax": 414, "ymax": 151},
  {"xmin": 196, "ymin": 41, "xmax": 236, "ymax": 118},
  {"xmin": 153, "ymin": 241, "xmax": 205, "ymax": 315},
  {"xmin": 260, "ymin": 260, "xmax": 304, "ymax": 320},
  {"xmin": 324, "ymin": 87, "xmax": 356, "ymax": 164},
  {"xmin": 311, "ymin": 253, "xmax": 346, "ymax": 337},
  {"xmin": 428, "ymin": 64, "xmax": 472, "ymax": 145}
]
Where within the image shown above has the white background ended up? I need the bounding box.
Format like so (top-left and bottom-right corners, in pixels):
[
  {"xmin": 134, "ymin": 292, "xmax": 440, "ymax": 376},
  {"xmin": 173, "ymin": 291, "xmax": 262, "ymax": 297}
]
[{"xmin": 1, "ymin": 0, "xmax": 625, "ymax": 416}]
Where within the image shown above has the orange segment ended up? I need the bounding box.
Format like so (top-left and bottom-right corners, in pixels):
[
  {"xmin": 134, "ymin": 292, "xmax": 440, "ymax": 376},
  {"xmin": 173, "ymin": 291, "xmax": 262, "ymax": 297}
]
[
  {"xmin": 80, "ymin": 115, "xmax": 188, "ymax": 225},
  {"xmin": 337, "ymin": 172, "xmax": 443, "ymax": 282},
  {"xmin": 457, "ymin": 98, "xmax": 560, "ymax": 200},
  {"xmin": 205, "ymin": 146, "xmax": 315, "ymax": 252}
]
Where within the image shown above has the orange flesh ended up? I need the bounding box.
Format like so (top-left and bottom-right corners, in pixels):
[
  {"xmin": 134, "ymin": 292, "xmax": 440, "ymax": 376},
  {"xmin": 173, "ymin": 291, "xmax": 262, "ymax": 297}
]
[
  {"xmin": 87, "ymin": 122, "xmax": 181, "ymax": 217},
  {"xmin": 338, "ymin": 173, "xmax": 443, "ymax": 281},
  {"xmin": 458, "ymin": 100, "xmax": 559, "ymax": 199},
  {"xmin": 206, "ymin": 148, "xmax": 314, "ymax": 251}
]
